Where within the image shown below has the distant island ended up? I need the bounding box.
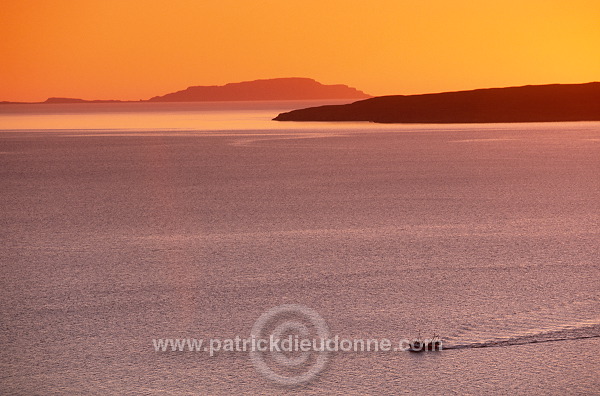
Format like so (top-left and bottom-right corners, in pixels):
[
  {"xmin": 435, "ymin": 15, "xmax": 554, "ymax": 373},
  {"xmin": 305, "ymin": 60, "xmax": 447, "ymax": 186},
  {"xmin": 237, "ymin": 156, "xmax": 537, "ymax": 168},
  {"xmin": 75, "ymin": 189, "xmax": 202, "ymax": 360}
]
[
  {"xmin": 274, "ymin": 82, "xmax": 600, "ymax": 123},
  {"xmin": 148, "ymin": 78, "xmax": 370, "ymax": 102},
  {"xmin": 0, "ymin": 78, "xmax": 370, "ymax": 104}
]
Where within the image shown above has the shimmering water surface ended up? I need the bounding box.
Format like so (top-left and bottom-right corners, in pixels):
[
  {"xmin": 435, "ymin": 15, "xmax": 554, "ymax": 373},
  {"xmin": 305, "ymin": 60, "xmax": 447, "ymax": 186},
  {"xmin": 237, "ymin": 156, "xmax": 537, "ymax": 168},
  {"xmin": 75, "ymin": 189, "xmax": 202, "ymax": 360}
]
[{"xmin": 1, "ymin": 102, "xmax": 599, "ymax": 394}]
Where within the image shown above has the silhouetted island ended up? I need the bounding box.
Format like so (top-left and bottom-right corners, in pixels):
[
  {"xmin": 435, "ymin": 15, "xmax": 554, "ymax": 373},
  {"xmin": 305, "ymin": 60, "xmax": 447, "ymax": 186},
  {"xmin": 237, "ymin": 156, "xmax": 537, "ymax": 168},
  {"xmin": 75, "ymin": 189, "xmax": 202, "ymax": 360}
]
[
  {"xmin": 1, "ymin": 78, "xmax": 370, "ymax": 104},
  {"xmin": 148, "ymin": 78, "xmax": 370, "ymax": 102},
  {"xmin": 274, "ymin": 82, "xmax": 600, "ymax": 123}
]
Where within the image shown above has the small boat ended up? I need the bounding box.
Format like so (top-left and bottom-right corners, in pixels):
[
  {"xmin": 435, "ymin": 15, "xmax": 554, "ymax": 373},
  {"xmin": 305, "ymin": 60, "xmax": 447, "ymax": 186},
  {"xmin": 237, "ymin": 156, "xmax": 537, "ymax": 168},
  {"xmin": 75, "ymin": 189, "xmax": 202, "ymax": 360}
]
[{"xmin": 408, "ymin": 334, "xmax": 442, "ymax": 352}]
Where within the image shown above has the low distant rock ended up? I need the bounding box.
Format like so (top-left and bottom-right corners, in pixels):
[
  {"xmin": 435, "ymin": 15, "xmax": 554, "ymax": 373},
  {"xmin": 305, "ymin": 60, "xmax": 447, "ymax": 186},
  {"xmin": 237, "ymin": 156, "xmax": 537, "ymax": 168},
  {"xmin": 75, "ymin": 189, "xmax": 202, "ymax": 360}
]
[
  {"xmin": 43, "ymin": 97, "xmax": 123, "ymax": 104},
  {"xmin": 44, "ymin": 97, "xmax": 89, "ymax": 104}
]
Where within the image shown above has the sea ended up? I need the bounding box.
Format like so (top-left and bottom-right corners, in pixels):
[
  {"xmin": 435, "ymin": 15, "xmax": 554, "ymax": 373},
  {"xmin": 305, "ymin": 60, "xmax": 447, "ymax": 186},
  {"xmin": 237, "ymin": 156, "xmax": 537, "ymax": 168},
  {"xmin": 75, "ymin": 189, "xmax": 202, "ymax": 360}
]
[{"xmin": 0, "ymin": 101, "xmax": 599, "ymax": 395}]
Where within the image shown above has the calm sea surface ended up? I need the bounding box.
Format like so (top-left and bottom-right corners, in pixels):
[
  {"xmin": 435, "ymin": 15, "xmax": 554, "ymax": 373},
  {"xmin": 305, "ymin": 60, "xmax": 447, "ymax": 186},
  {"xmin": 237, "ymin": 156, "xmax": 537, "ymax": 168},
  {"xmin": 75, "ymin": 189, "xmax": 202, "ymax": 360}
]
[{"xmin": 1, "ymin": 102, "xmax": 599, "ymax": 394}]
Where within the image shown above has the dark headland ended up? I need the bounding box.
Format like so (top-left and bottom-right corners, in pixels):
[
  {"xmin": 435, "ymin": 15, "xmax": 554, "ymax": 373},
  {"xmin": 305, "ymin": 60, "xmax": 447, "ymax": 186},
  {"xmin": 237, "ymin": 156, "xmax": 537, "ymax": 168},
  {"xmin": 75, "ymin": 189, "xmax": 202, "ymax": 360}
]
[
  {"xmin": 274, "ymin": 82, "xmax": 600, "ymax": 123},
  {"xmin": 1, "ymin": 78, "xmax": 370, "ymax": 104}
]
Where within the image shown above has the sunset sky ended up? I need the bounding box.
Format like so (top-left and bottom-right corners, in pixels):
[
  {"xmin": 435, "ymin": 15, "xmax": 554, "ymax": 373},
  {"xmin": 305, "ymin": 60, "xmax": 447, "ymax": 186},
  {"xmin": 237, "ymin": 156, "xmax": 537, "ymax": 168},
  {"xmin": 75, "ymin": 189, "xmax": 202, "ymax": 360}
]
[{"xmin": 1, "ymin": 0, "xmax": 598, "ymax": 102}]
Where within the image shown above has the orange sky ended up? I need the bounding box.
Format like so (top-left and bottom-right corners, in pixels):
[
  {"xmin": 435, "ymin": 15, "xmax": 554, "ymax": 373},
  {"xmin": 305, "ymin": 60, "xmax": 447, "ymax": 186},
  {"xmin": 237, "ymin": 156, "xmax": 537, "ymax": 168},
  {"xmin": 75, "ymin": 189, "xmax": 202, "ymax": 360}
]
[{"xmin": 1, "ymin": 0, "xmax": 598, "ymax": 102}]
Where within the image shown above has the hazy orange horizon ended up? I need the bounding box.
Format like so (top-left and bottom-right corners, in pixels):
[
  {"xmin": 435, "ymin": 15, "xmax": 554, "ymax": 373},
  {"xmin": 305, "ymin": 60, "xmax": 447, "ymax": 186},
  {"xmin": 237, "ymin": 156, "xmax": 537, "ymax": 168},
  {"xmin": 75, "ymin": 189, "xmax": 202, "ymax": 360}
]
[{"xmin": 1, "ymin": 0, "xmax": 598, "ymax": 102}]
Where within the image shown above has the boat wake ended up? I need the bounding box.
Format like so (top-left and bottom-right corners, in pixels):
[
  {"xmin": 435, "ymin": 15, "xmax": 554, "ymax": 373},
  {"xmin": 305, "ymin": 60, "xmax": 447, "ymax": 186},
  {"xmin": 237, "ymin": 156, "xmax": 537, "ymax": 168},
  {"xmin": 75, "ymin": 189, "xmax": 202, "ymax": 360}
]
[
  {"xmin": 444, "ymin": 324, "xmax": 600, "ymax": 350},
  {"xmin": 443, "ymin": 297, "xmax": 600, "ymax": 350}
]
